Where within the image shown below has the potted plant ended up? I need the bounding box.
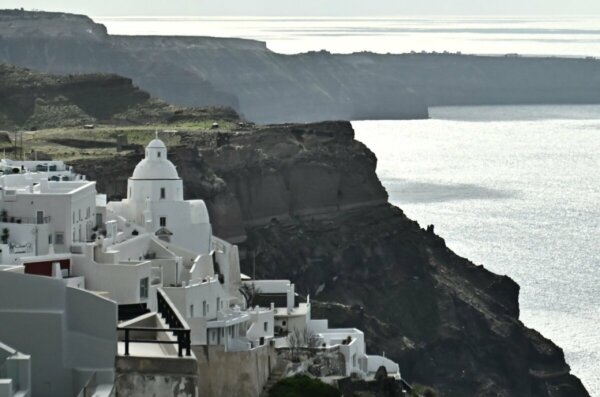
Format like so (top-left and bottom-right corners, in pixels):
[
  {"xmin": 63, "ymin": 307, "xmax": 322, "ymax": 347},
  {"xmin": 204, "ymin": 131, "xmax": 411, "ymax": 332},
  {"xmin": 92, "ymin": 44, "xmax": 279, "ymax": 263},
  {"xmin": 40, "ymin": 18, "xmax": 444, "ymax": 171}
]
[{"xmin": 1, "ymin": 228, "xmax": 9, "ymax": 244}]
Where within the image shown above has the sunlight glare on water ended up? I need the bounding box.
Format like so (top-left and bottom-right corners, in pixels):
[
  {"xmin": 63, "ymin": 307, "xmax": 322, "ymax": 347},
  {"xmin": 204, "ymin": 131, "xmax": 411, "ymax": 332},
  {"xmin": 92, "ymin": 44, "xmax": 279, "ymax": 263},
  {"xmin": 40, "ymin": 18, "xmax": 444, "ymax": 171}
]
[{"xmin": 354, "ymin": 105, "xmax": 600, "ymax": 396}]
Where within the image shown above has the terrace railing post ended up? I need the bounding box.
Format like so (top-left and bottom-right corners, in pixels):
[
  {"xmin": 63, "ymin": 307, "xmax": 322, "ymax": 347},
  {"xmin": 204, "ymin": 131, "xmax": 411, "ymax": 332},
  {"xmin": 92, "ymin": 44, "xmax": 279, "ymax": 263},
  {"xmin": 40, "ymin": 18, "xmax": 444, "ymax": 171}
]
[
  {"xmin": 185, "ymin": 330, "xmax": 191, "ymax": 356},
  {"xmin": 177, "ymin": 330, "xmax": 183, "ymax": 357},
  {"xmin": 124, "ymin": 329, "xmax": 130, "ymax": 356}
]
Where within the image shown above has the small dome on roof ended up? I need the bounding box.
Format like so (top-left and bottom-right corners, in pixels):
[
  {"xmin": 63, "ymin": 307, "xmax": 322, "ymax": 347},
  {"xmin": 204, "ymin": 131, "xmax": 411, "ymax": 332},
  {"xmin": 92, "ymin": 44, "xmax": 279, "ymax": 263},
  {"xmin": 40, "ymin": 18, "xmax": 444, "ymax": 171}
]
[
  {"xmin": 147, "ymin": 139, "xmax": 167, "ymax": 149},
  {"xmin": 131, "ymin": 159, "xmax": 179, "ymax": 179},
  {"xmin": 130, "ymin": 138, "xmax": 180, "ymax": 180}
]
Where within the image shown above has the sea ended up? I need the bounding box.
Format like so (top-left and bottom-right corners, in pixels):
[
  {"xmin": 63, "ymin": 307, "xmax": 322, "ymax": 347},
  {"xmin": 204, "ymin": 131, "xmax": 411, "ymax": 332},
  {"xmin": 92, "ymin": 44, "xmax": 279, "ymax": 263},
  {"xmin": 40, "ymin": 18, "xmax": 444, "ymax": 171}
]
[{"xmin": 96, "ymin": 16, "xmax": 600, "ymax": 395}]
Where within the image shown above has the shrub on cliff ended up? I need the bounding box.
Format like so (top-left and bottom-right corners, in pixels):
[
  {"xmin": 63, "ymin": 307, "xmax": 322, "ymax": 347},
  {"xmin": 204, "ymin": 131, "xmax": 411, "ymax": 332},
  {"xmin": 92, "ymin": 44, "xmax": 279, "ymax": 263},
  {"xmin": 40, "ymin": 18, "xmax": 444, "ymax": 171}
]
[
  {"xmin": 269, "ymin": 375, "xmax": 340, "ymax": 397},
  {"xmin": 410, "ymin": 384, "xmax": 439, "ymax": 397}
]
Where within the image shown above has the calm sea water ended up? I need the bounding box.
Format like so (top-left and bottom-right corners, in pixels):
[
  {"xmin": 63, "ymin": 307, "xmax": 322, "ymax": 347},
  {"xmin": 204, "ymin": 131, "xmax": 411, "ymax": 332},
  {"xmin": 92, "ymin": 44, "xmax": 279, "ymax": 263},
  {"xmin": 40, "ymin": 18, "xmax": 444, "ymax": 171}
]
[
  {"xmin": 96, "ymin": 16, "xmax": 600, "ymax": 57},
  {"xmin": 96, "ymin": 16, "xmax": 599, "ymax": 394},
  {"xmin": 354, "ymin": 105, "xmax": 600, "ymax": 396}
]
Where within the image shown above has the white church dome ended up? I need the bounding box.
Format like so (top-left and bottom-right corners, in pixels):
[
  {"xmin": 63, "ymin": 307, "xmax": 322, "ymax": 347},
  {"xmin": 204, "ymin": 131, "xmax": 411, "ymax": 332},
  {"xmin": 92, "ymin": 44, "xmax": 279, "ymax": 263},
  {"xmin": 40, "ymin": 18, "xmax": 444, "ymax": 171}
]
[
  {"xmin": 147, "ymin": 139, "xmax": 167, "ymax": 149},
  {"xmin": 131, "ymin": 138, "xmax": 180, "ymax": 180}
]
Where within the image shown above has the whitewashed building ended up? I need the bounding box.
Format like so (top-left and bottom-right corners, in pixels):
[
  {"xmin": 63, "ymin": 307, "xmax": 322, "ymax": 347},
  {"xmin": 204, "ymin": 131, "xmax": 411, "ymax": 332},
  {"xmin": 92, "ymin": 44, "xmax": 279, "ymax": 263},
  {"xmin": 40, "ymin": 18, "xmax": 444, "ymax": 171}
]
[
  {"xmin": 0, "ymin": 341, "xmax": 30, "ymax": 397},
  {"xmin": 0, "ymin": 271, "xmax": 117, "ymax": 397},
  {"xmin": 107, "ymin": 138, "xmax": 212, "ymax": 254},
  {"xmin": 0, "ymin": 137, "xmax": 402, "ymax": 396},
  {"xmin": 0, "ymin": 170, "xmax": 97, "ymax": 281}
]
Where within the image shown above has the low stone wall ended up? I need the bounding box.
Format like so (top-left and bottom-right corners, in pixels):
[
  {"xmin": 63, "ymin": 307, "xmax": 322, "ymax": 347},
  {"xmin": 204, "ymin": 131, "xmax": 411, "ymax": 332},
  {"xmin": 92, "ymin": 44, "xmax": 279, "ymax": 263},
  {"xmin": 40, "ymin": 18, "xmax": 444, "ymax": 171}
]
[
  {"xmin": 276, "ymin": 347, "xmax": 346, "ymax": 377},
  {"xmin": 114, "ymin": 356, "xmax": 198, "ymax": 397},
  {"xmin": 192, "ymin": 344, "xmax": 277, "ymax": 397}
]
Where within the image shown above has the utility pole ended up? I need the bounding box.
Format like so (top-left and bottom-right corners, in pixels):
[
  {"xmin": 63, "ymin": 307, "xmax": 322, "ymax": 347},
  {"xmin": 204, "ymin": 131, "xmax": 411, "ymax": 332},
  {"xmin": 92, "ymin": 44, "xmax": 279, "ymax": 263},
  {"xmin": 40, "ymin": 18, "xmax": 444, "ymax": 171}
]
[{"xmin": 252, "ymin": 250, "xmax": 256, "ymax": 280}]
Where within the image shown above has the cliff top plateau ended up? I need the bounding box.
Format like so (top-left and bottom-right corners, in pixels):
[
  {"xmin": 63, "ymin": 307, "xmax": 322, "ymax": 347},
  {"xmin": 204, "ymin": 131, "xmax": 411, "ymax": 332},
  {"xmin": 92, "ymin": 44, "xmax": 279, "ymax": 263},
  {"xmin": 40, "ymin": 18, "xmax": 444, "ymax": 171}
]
[{"xmin": 2, "ymin": 10, "xmax": 600, "ymax": 123}]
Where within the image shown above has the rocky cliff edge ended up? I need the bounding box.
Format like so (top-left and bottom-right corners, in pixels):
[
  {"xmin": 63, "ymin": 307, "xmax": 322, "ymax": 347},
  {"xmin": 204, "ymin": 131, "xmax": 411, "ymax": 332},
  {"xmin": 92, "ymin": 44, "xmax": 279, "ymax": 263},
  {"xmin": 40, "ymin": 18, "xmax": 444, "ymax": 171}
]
[{"xmin": 69, "ymin": 121, "xmax": 590, "ymax": 397}]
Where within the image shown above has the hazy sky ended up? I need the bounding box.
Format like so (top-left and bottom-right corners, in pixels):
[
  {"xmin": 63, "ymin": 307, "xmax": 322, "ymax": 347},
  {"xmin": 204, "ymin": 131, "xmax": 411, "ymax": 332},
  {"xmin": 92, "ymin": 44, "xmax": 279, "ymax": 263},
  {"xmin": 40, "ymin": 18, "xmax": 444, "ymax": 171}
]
[{"xmin": 3, "ymin": 0, "xmax": 600, "ymax": 16}]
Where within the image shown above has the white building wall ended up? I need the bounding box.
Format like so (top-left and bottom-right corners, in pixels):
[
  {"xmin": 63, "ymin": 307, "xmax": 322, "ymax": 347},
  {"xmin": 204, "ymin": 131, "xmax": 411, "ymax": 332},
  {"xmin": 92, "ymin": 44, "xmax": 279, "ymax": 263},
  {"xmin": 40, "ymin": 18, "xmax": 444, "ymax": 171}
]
[
  {"xmin": 72, "ymin": 249, "xmax": 152, "ymax": 305},
  {"xmin": 246, "ymin": 309, "xmax": 275, "ymax": 343},
  {"xmin": 0, "ymin": 181, "xmax": 97, "ymax": 253},
  {"xmin": 0, "ymin": 223, "xmax": 50, "ymax": 264},
  {"xmin": 0, "ymin": 342, "xmax": 31, "ymax": 397},
  {"xmin": 164, "ymin": 278, "xmax": 227, "ymax": 322},
  {"xmin": 213, "ymin": 238, "xmax": 243, "ymax": 304},
  {"xmin": 127, "ymin": 179, "xmax": 183, "ymax": 204},
  {"xmin": 110, "ymin": 234, "xmax": 152, "ymax": 263},
  {"xmin": 151, "ymin": 201, "xmax": 211, "ymax": 254},
  {"xmin": 0, "ymin": 271, "xmax": 116, "ymax": 397}
]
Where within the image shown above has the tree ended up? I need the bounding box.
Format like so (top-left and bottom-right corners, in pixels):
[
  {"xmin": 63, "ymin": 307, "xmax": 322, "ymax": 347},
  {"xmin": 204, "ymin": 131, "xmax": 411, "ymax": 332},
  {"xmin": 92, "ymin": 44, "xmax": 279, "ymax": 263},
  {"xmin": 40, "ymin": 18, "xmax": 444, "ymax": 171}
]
[
  {"xmin": 288, "ymin": 327, "xmax": 320, "ymax": 362},
  {"xmin": 239, "ymin": 283, "xmax": 262, "ymax": 308}
]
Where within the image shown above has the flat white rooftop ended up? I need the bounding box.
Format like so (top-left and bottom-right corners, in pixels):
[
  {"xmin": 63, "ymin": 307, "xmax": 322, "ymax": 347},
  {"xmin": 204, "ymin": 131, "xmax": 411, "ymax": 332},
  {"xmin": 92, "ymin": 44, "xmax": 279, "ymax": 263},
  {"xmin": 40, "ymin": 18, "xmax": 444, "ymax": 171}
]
[
  {"xmin": 117, "ymin": 341, "xmax": 177, "ymax": 358},
  {"xmin": 0, "ymin": 175, "xmax": 93, "ymax": 195}
]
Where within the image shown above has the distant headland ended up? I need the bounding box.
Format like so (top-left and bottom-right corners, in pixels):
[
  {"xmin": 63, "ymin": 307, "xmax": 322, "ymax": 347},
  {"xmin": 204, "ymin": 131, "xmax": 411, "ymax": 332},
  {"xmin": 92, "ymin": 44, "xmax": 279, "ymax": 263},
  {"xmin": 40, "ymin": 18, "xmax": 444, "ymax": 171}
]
[{"xmin": 1, "ymin": 9, "xmax": 600, "ymax": 123}]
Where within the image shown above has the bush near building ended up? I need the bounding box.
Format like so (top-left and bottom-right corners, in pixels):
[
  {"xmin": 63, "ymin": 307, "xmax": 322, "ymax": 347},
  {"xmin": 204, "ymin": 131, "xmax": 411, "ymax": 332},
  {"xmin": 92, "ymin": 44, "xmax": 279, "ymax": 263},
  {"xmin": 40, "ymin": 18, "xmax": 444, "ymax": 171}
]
[
  {"xmin": 410, "ymin": 384, "xmax": 439, "ymax": 397},
  {"xmin": 269, "ymin": 375, "xmax": 340, "ymax": 397}
]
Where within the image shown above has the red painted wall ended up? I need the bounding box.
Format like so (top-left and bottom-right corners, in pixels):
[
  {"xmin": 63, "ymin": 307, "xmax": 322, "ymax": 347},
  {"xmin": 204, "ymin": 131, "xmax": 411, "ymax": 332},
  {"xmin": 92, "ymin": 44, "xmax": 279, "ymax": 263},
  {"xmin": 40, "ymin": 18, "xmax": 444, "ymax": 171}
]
[{"xmin": 24, "ymin": 259, "xmax": 70, "ymax": 277}]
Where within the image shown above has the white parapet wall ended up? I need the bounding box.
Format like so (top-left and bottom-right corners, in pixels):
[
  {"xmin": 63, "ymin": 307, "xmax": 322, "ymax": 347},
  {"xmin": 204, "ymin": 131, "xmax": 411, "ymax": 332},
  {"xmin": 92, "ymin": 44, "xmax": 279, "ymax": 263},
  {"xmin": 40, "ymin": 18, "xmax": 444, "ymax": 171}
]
[
  {"xmin": 365, "ymin": 355, "xmax": 401, "ymax": 378},
  {"xmin": 0, "ymin": 271, "xmax": 117, "ymax": 397},
  {"xmin": 0, "ymin": 341, "xmax": 31, "ymax": 397}
]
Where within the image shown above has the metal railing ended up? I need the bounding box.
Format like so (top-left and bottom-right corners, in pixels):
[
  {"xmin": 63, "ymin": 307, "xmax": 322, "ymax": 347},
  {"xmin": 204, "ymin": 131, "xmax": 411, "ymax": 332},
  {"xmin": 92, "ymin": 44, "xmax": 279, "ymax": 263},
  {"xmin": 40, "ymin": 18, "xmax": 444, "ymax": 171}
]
[
  {"xmin": 157, "ymin": 289, "xmax": 186, "ymax": 330},
  {"xmin": 118, "ymin": 326, "xmax": 191, "ymax": 357},
  {"xmin": 118, "ymin": 289, "xmax": 191, "ymax": 357}
]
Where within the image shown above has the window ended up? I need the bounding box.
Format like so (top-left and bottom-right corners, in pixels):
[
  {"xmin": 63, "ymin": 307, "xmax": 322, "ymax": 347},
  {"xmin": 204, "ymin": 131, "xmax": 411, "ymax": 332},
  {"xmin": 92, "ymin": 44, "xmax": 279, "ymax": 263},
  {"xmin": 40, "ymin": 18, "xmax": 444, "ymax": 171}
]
[
  {"xmin": 157, "ymin": 151, "xmax": 161, "ymax": 158},
  {"xmin": 139, "ymin": 277, "xmax": 149, "ymax": 299},
  {"xmin": 48, "ymin": 234, "xmax": 52, "ymax": 244},
  {"xmin": 216, "ymin": 297, "xmax": 220, "ymax": 313},
  {"xmin": 203, "ymin": 301, "xmax": 207, "ymax": 316},
  {"xmin": 264, "ymin": 322, "xmax": 268, "ymax": 332},
  {"xmin": 190, "ymin": 304, "xmax": 194, "ymax": 317},
  {"xmin": 160, "ymin": 187, "xmax": 166, "ymax": 199},
  {"xmin": 160, "ymin": 217, "xmax": 166, "ymax": 227},
  {"xmin": 36, "ymin": 211, "xmax": 43, "ymax": 224},
  {"xmin": 86, "ymin": 207, "xmax": 90, "ymax": 219},
  {"xmin": 129, "ymin": 187, "xmax": 132, "ymax": 198},
  {"xmin": 55, "ymin": 232, "xmax": 64, "ymax": 245},
  {"xmin": 96, "ymin": 213, "xmax": 103, "ymax": 228}
]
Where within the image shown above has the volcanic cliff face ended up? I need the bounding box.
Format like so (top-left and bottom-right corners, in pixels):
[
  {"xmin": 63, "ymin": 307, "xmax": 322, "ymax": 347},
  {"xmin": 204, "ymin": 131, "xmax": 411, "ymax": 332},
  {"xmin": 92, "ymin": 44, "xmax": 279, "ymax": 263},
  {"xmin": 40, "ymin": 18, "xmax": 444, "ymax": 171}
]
[
  {"xmin": 4, "ymin": 10, "xmax": 600, "ymax": 124},
  {"xmin": 0, "ymin": 63, "xmax": 238, "ymax": 130},
  {"xmin": 69, "ymin": 121, "xmax": 589, "ymax": 397}
]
